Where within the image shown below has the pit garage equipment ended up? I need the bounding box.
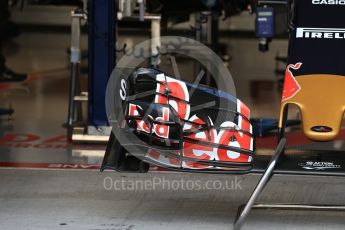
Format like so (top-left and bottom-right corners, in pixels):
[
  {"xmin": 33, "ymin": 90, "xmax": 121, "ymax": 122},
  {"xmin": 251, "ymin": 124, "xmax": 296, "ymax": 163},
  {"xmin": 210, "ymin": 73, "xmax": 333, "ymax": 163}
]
[
  {"xmin": 66, "ymin": 0, "xmax": 116, "ymax": 142},
  {"xmin": 67, "ymin": 0, "xmax": 162, "ymax": 142}
]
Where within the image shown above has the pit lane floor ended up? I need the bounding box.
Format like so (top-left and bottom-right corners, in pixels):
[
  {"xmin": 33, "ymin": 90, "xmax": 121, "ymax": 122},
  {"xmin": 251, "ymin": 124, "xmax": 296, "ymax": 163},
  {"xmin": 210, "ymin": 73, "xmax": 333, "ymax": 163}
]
[{"xmin": 1, "ymin": 169, "xmax": 345, "ymax": 230}]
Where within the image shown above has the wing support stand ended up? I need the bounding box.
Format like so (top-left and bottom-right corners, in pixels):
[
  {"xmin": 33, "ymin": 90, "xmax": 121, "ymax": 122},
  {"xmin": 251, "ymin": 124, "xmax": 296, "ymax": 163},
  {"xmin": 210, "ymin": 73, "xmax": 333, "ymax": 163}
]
[{"xmin": 233, "ymin": 137, "xmax": 286, "ymax": 230}]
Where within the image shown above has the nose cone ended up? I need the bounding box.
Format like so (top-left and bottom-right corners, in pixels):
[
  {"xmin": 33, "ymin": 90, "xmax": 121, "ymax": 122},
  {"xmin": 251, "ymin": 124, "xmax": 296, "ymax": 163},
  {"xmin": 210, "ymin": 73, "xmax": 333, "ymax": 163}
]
[
  {"xmin": 305, "ymin": 127, "xmax": 338, "ymax": 142},
  {"xmin": 281, "ymin": 74, "xmax": 345, "ymax": 142},
  {"xmin": 300, "ymin": 103, "xmax": 341, "ymax": 142}
]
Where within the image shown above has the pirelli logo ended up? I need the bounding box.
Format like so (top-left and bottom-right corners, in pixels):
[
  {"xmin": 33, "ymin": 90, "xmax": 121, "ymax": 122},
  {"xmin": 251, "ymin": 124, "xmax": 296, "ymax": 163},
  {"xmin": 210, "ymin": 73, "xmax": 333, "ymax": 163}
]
[{"xmin": 296, "ymin": 27, "xmax": 345, "ymax": 39}]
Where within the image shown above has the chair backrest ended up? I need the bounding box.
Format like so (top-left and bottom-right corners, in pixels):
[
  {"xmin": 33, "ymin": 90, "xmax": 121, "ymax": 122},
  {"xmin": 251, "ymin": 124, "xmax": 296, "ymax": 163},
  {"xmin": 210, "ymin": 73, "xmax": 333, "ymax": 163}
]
[{"xmin": 279, "ymin": 1, "xmax": 345, "ymax": 141}]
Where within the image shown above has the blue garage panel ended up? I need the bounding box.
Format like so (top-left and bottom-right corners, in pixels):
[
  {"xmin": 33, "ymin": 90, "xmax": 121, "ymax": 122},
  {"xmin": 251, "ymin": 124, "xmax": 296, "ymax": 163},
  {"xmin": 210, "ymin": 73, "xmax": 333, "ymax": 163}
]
[{"xmin": 88, "ymin": 0, "xmax": 116, "ymax": 127}]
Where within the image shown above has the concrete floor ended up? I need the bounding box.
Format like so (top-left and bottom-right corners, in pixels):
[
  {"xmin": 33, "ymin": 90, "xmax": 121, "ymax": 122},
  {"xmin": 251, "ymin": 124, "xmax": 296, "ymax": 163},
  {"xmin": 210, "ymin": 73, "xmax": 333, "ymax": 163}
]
[{"xmin": 1, "ymin": 169, "xmax": 345, "ymax": 230}]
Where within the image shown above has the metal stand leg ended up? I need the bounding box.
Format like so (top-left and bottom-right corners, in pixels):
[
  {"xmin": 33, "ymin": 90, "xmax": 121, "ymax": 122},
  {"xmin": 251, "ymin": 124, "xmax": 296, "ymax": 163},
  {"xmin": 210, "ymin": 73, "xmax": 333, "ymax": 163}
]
[
  {"xmin": 245, "ymin": 203, "xmax": 345, "ymax": 212},
  {"xmin": 233, "ymin": 138, "xmax": 286, "ymax": 230},
  {"xmin": 75, "ymin": 74, "xmax": 83, "ymax": 123},
  {"xmin": 67, "ymin": 9, "xmax": 85, "ymax": 138},
  {"xmin": 67, "ymin": 62, "xmax": 79, "ymax": 126},
  {"xmin": 150, "ymin": 15, "xmax": 161, "ymax": 67}
]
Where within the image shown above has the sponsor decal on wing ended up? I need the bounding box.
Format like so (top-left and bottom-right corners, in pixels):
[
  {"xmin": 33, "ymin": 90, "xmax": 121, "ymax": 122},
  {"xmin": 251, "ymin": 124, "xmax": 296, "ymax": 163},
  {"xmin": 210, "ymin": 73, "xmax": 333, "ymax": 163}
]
[{"xmin": 129, "ymin": 73, "xmax": 253, "ymax": 169}]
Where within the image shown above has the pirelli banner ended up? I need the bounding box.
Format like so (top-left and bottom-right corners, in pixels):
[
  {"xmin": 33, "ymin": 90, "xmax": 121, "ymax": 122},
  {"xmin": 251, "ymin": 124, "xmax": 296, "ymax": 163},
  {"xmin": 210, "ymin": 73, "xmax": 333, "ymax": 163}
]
[{"xmin": 288, "ymin": 0, "xmax": 345, "ymax": 76}]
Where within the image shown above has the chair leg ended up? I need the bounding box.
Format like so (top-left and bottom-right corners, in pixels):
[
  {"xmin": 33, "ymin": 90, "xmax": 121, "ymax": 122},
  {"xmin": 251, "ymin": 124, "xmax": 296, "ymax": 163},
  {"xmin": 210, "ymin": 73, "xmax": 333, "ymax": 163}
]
[{"xmin": 233, "ymin": 138, "xmax": 286, "ymax": 230}]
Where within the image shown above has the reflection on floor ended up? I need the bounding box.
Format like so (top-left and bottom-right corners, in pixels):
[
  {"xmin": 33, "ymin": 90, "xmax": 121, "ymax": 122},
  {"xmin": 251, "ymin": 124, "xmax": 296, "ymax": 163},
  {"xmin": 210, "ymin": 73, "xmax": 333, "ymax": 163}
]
[{"xmin": 0, "ymin": 29, "xmax": 104, "ymax": 169}]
